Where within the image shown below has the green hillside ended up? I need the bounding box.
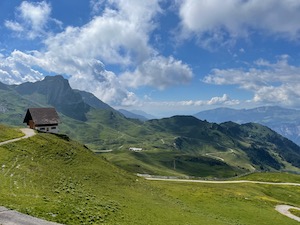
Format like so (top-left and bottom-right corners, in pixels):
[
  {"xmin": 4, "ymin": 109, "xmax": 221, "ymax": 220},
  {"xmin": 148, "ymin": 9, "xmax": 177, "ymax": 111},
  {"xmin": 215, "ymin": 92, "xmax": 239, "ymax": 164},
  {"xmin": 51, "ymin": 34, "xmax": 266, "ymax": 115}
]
[
  {"xmin": 0, "ymin": 126, "xmax": 300, "ymax": 224},
  {"xmin": 103, "ymin": 116, "xmax": 300, "ymax": 177},
  {"xmin": 0, "ymin": 124, "xmax": 24, "ymax": 142},
  {"xmin": 0, "ymin": 127, "xmax": 198, "ymax": 224},
  {"xmin": 194, "ymin": 106, "xmax": 300, "ymax": 145}
]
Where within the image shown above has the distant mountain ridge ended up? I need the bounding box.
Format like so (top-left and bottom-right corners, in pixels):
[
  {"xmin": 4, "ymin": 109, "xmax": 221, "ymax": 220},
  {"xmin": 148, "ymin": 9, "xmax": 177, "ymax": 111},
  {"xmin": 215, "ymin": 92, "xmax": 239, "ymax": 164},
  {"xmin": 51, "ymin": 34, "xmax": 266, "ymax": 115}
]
[
  {"xmin": 145, "ymin": 115, "xmax": 300, "ymax": 171},
  {"xmin": 118, "ymin": 109, "xmax": 148, "ymax": 121},
  {"xmin": 131, "ymin": 110, "xmax": 156, "ymax": 120},
  {"xmin": 194, "ymin": 106, "xmax": 300, "ymax": 145}
]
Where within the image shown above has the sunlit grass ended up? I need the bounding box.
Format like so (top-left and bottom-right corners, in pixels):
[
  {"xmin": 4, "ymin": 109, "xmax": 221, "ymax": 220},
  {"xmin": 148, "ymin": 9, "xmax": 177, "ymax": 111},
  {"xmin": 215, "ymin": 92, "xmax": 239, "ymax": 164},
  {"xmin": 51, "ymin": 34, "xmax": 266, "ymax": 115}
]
[
  {"xmin": 289, "ymin": 208, "xmax": 300, "ymax": 217},
  {"xmin": 236, "ymin": 172, "xmax": 300, "ymax": 183},
  {"xmin": 0, "ymin": 124, "xmax": 24, "ymax": 142}
]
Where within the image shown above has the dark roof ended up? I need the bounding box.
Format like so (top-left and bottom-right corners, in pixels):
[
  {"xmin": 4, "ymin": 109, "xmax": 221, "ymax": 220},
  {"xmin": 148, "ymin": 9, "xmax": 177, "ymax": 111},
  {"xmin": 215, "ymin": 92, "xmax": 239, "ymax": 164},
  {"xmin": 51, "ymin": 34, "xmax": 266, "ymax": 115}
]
[{"xmin": 23, "ymin": 108, "xmax": 59, "ymax": 125}]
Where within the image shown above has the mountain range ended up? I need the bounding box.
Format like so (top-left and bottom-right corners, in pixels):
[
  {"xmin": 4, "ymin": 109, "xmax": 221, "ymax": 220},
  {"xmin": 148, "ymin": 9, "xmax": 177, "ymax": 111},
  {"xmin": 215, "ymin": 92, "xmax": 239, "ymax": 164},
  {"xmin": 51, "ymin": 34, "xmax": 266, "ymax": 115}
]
[
  {"xmin": 0, "ymin": 75, "xmax": 300, "ymax": 177},
  {"xmin": 194, "ymin": 107, "xmax": 300, "ymax": 146}
]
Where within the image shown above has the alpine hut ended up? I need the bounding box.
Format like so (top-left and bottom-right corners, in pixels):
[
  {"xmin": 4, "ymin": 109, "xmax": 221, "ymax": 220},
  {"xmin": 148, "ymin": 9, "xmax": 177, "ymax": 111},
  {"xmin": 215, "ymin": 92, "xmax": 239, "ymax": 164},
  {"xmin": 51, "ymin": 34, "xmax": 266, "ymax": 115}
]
[{"xmin": 23, "ymin": 108, "xmax": 59, "ymax": 133}]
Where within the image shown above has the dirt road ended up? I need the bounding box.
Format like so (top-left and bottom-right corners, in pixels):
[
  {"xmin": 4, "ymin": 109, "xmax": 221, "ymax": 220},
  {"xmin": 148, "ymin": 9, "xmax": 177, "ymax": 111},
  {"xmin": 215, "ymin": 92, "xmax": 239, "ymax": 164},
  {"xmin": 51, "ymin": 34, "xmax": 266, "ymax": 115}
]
[
  {"xmin": 143, "ymin": 176, "xmax": 300, "ymax": 186},
  {"xmin": 275, "ymin": 205, "xmax": 300, "ymax": 222},
  {"xmin": 0, "ymin": 207, "xmax": 62, "ymax": 225},
  {"xmin": 0, "ymin": 128, "xmax": 35, "ymax": 146}
]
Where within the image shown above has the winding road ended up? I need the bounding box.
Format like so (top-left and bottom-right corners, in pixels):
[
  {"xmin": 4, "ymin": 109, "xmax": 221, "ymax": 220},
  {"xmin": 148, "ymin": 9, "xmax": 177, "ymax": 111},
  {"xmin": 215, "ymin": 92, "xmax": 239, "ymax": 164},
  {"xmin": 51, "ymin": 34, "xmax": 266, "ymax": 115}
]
[
  {"xmin": 275, "ymin": 205, "xmax": 300, "ymax": 222},
  {"xmin": 143, "ymin": 176, "xmax": 300, "ymax": 186},
  {"xmin": 0, "ymin": 128, "xmax": 64, "ymax": 225},
  {"xmin": 140, "ymin": 175, "xmax": 300, "ymax": 222}
]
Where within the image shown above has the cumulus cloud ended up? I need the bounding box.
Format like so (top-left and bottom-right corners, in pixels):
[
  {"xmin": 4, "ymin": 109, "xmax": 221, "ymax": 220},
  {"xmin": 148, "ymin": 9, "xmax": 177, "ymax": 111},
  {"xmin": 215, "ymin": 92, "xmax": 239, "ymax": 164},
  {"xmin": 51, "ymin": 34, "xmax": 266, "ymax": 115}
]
[
  {"xmin": 147, "ymin": 94, "xmax": 239, "ymax": 107},
  {"xmin": 120, "ymin": 56, "xmax": 193, "ymax": 89},
  {"xmin": 203, "ymin": 55, "xmax": 300, "ymax": 107},
  {"xmin": 179, "ymin": 0, "xmax": 300, "ymax": 47},
  {"xmin": 5, "ymin": 1, "xmax": 53, "ymax": 39},
  {"xmin": 0, "ymin": 50, "xmax": 44, "ymax": 84},
  {"xmin": 1, "ymin": 0, "xmax": 193, "ymax": 108}
]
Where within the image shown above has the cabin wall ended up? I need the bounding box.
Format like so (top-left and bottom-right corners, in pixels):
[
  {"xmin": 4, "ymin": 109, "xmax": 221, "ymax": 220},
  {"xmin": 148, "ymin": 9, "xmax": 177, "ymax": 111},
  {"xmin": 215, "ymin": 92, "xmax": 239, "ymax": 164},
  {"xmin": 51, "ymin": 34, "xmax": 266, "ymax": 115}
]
[
  {"xmin": 35, "ymin": 125, "xmax": 59, "ymax": 134},
  {"xmin": 28, "ymin": 120, "xmax": 35, "ymax": 129}
]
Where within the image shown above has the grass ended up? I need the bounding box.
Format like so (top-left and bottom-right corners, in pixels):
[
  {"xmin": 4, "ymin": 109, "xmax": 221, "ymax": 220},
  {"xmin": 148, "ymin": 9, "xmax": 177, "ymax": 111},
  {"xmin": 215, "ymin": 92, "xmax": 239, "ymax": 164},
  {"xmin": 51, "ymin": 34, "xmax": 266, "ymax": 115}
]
[
  {"xmin": 0, "ymin": 132, "xmax": 178, "ymax": 224},
  {"xmin": 289, "ymin": 208, "xmax": 300, "ymax": 217},
  {"xmin": 0, "ymin": 127, "xmax": 300, "ymax": 224},
  {"xmin": 0, "ymin": 124, "xmax": 24, "ymax": 142},
  {"xmin": 103, "ymin": 149, "xmax": 245, "ymax": 178},
  {"xmin": 153, "ymin": 181, "xmax": 300, "ymax": 225},
  {"xmin": 235, "ymin": 172, "xmax": 300, "ymax": 183}
]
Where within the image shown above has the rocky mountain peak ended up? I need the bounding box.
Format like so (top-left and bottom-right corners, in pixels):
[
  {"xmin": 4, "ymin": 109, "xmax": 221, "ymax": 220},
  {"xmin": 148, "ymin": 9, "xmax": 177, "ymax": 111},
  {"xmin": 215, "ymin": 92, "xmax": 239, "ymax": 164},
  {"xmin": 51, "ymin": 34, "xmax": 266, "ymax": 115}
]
[{"xmin": 14, "ymin": 75, "xmax": 90, "ymax": 121}]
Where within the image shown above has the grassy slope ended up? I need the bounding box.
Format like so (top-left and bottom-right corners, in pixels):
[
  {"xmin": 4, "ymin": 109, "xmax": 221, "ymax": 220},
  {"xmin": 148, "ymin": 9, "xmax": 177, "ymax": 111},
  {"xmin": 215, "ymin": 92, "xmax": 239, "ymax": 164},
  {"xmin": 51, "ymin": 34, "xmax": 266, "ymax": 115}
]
[
  {"xmin": 0, "ymin": 124, "xmax": 24, "ymax": 142},
  {"xmin": 104, "ymin": 149, "xmax": 243, "ymax": 178},
  {"xmin": 154, "ymin": 180, "xmax": 300, "ymax": 225},
  {"xmin": 235, "ymin": 172, "xmax": 300, "ymax": 183},
  {"xmin": 100, "ymin": 116, "xmax": 300, "ymax": 178},
  {"xmin": 0, "ymin": 132, "xmax": 200, "ymax": 224},
  {"xmin": 0, "ymin": 127, "xmax": 300, "ymax": 224},
  {"xmin": 290, "ymin": 209, "xmax": 300, "ymax": 217},
  {"xmin": 74, "ymin": 112, "xmax": 248, "ymax": 178}
]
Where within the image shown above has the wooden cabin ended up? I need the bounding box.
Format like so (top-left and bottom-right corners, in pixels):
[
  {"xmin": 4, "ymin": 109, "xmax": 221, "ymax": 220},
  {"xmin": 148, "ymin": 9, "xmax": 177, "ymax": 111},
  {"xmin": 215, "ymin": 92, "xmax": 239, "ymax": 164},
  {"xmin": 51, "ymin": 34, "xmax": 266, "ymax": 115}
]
[{"xmin": 23, "ymin": 108, "xmax": 59, "ymax": 133}]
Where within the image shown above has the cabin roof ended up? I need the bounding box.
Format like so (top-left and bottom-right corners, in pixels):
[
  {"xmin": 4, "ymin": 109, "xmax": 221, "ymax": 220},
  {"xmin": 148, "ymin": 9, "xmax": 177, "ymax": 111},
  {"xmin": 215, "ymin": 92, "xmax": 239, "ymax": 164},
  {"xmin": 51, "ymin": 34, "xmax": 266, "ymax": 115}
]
[{"xmin": 23, "ymin": 108, "xmax": 59, "ymax": 125}]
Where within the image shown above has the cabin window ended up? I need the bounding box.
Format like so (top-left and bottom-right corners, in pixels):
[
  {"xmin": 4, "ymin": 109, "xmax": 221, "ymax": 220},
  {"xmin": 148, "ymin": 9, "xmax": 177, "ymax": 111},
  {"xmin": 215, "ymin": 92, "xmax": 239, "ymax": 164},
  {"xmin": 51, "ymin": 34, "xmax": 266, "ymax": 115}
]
[
  {"xmin": 40, "ymin": 128, "xmax": 45, "ymax": 131},
  {"xmin": 51, "ymin": 127, "xmax": 56, "ymax": 130}
]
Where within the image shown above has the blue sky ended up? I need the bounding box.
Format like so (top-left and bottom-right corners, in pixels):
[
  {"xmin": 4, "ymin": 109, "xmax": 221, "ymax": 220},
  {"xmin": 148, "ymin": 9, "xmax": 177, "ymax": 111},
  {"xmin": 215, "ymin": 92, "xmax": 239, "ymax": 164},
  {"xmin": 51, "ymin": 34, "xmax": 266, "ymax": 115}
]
[{"xmin": 1, "ymin": 0, "xmax": 300, "ymax": 117}]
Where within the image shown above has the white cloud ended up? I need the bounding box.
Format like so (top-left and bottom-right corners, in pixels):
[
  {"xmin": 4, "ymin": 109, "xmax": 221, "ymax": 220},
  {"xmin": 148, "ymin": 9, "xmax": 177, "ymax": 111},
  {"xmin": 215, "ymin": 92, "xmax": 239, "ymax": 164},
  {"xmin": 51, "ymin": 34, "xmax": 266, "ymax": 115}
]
[
  {"xmin": 19, "ymin": 1, "xmax": 51, "ymax": 30},
  {"xmin": 203, "ymin": 55, "xmax": 300, "ymax": 107},
  {"xmin": 147, "ymin": 94, "xmax": 239, "ymax": 107},
  {"xmin": 132, "ymin": 94, "xmax": 240, "ymax": 117},
  {"xmin": 120, "ymin": 56, "xmax": 193, "ymax": 89},
  {"xmin": 0, "ymin": 50, "xmax": 44, "ymax": 84},
  {"xmin": 4, "ymin": 21, "xmax": 24, "ymax": 32},
  {"xmin": 66, "ymin": 61, "xmax": 139, "ymax": 105},
  {"xmin": 179, "ymin": 0, "xmax": 300, "ymax": 47},
  {"xmin": 5, "ymin": 1, "xmax": 55, "ymax": 39},
  {"xmin": 42, "ymin": 0, "xmax": 161, "ymax": 67},
  {"xmin": 90, "ymin": 0, "xmax": 106, "ymax": 15},
  {"xmin": 207, "ymin": 94, "xmax": 239, "ymax": 106}
]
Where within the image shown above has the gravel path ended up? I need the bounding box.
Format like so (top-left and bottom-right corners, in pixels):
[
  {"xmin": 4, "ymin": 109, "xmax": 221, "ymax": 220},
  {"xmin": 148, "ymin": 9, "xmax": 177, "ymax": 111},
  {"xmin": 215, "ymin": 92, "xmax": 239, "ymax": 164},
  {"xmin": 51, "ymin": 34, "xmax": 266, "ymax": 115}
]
[
  {"xmin": 0, "ymin": 207, "xmax": 62, "ymax": 225},
  {"xmin": 0, "ymin": 128, "xmax": 35, "ymax": 146},
  {"xmin": 143, "ymin": 176, "xmax": 300, "ymax": 186},
  {"xmin": 0, "ymin": 128, "xmax": 64, "ymax": 225},
  {"xmin": 275, "ymin": 205, "xmax": 300, "ymax": 222}
]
